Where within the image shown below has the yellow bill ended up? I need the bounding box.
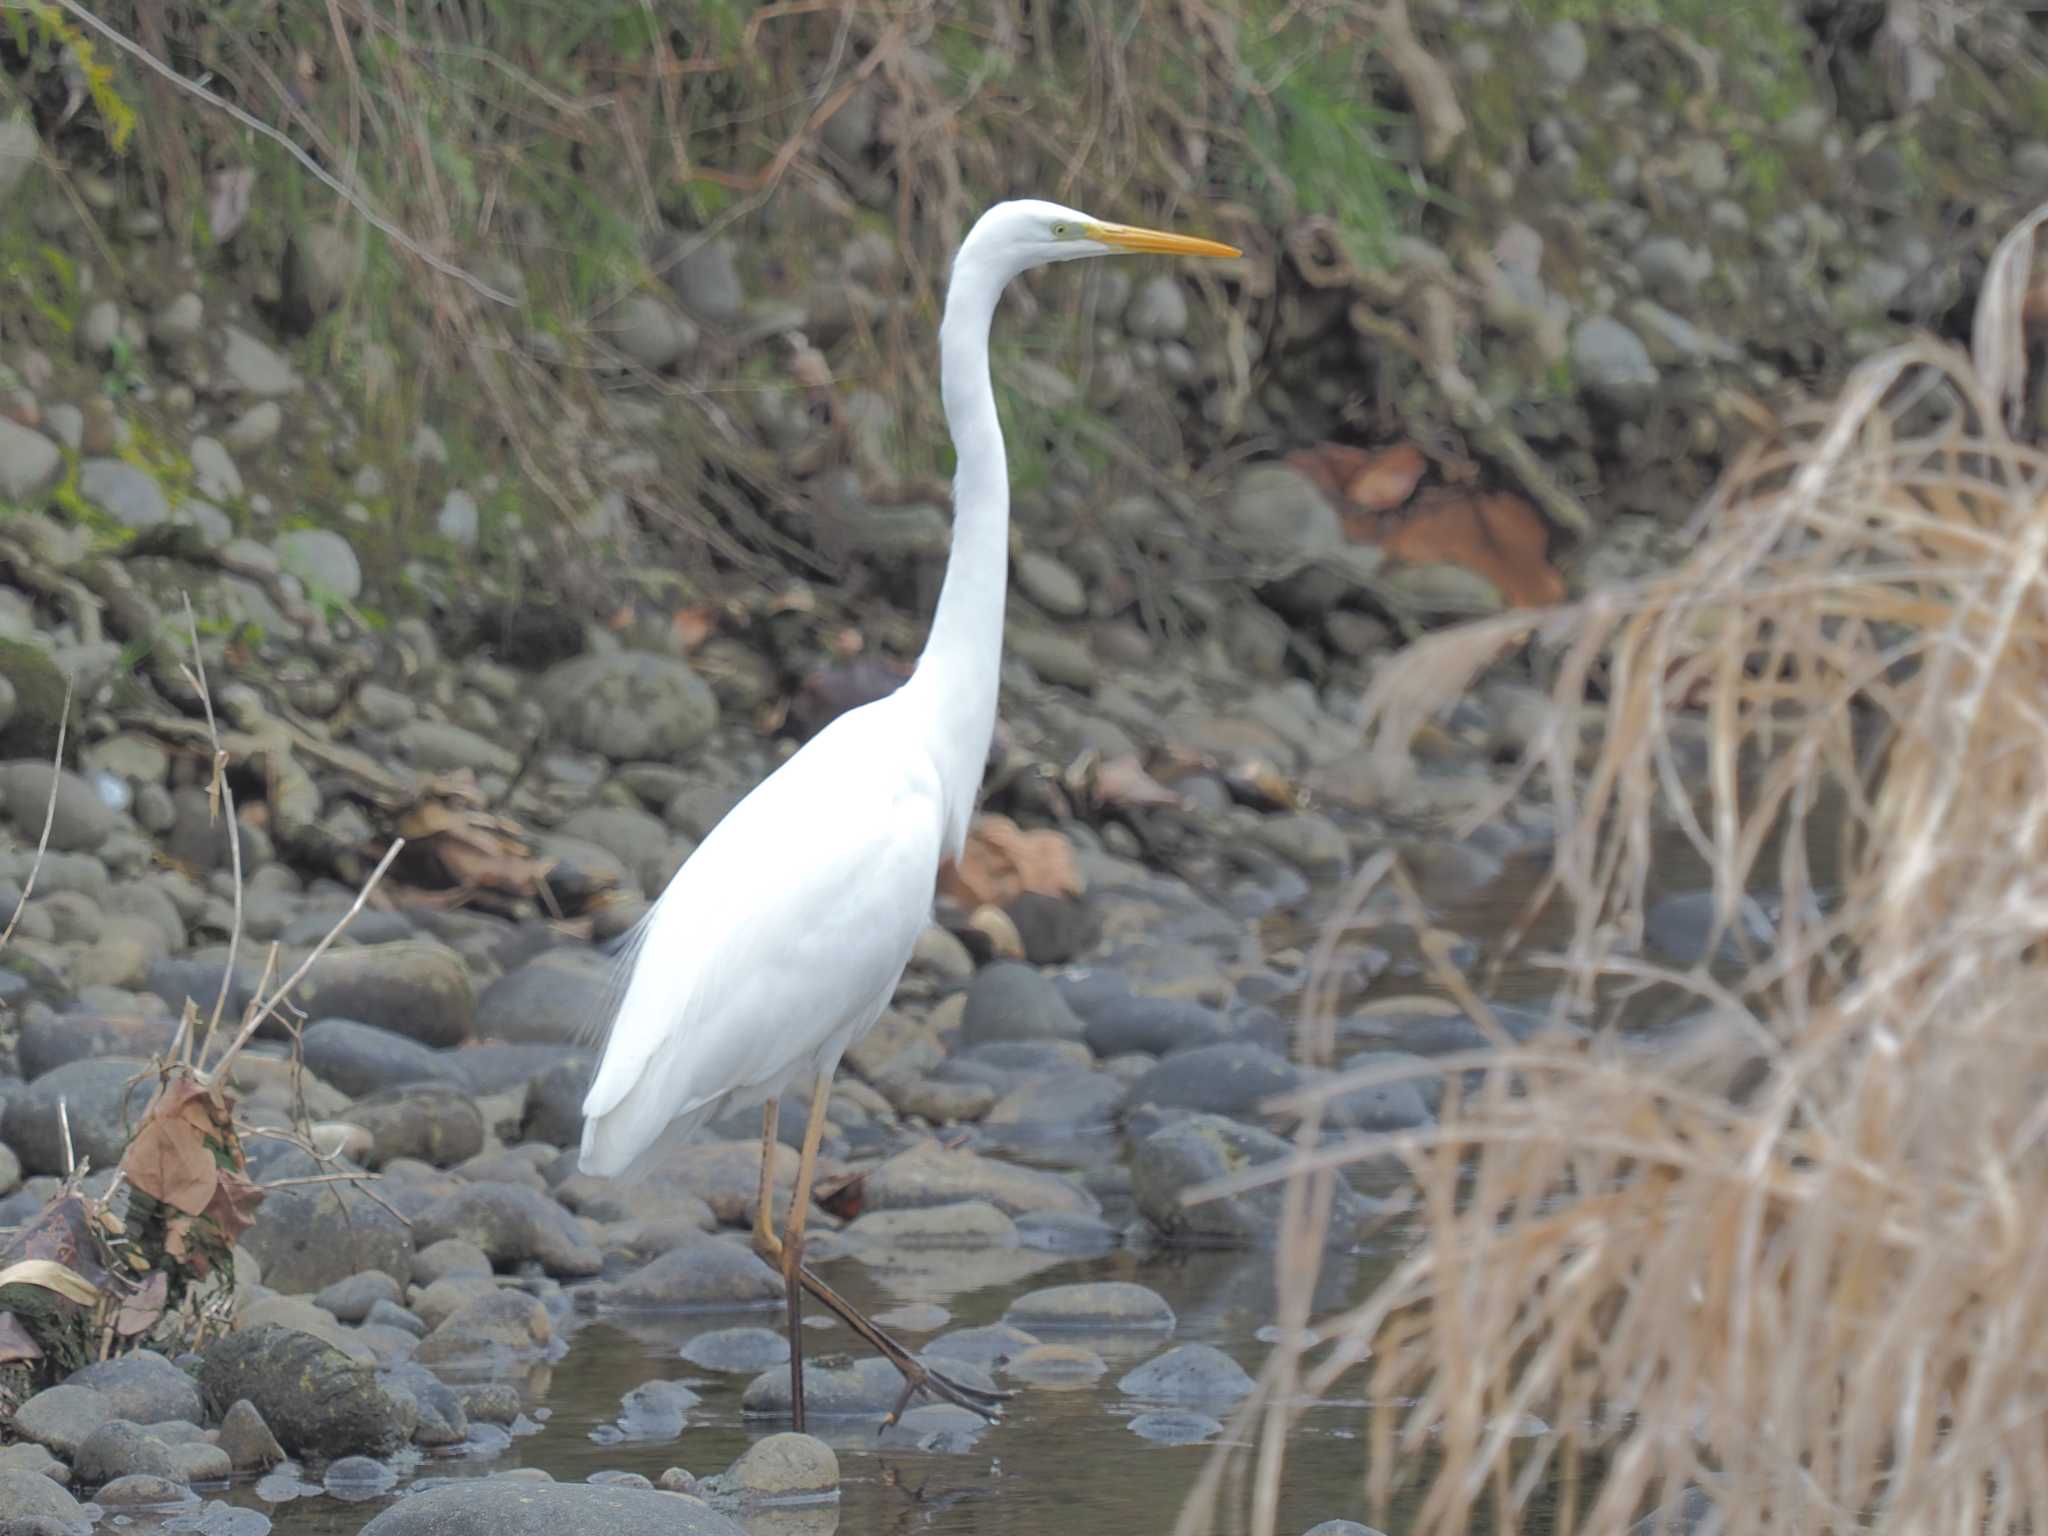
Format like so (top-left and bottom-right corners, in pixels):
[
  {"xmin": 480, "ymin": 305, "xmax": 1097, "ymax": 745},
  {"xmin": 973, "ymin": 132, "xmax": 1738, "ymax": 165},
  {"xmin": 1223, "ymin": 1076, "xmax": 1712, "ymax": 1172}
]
[{"xmin": 1085, "ymin": 221, "xmax": 1242, "ymax": 259}]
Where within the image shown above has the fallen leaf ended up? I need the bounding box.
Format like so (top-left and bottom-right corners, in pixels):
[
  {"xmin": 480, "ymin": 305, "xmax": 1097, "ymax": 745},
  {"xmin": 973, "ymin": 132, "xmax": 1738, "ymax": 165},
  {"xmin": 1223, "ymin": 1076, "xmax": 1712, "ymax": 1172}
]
[
  {"xmin": 938, "ymin": 815, "xmax": 1083, "ymax": 909},
  {"xmin": 1366, "ymin": 491, "xmax": 1565, "ymax": 609},
  {"xmin": 1345, "ymin": 442, "xmax": 1429, "ymax": 511},
  {"xmin": 671, "ymin": 606, "xmax": 718, "ymax": 654},
  {"xmin": 203, "ymin": 1170, "xmax": 266, "ymax": 1250},
  {"xmin": 0, "ymin": 1311, "xmax": 41, "ymax": 1362},
  {"xmin": 1086, "ymin": 753, "xmax": 1188, "ymax": 812},
  {"xmin": 114, "ymin": 1270, "xmax": 168, "ymax": 1338},
  {"xmin": 123, "ymin": 1114, "xmax": 221, "ymax": 1217},
  {"xmin": 963, "ymin": 903, "xmax": 1026, "ymax": 960},
  {"xmin": 1284, "ymin": 441, "xmax": 1387, "ymax": 504},
  {"xmin": 0, "ymin": 1258, "xmax": 102, "ymax": 1306}
]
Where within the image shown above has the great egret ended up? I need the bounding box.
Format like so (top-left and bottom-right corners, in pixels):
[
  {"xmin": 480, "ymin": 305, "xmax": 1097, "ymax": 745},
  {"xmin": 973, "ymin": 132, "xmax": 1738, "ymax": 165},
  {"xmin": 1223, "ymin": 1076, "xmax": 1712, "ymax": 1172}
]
[{"xmin": 579, "ymin": 199, "xmax": 1240, "ymax": 1429}]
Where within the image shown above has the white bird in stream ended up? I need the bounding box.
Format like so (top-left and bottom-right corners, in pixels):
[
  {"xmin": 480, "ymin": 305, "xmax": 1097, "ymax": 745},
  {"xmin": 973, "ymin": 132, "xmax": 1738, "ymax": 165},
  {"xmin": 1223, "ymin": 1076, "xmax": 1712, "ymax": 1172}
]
[{"xmin": 577, "ymin": 198, "xmax": 1241, "ymax": 1430}]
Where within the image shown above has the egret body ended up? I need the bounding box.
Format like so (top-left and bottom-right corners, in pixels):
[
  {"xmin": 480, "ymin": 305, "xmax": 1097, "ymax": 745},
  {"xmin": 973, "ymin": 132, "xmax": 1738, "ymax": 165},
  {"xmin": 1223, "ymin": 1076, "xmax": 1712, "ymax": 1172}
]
[{"xmin": 579, "ymin": 199, "xmax": 1239, "ymax": 1426}]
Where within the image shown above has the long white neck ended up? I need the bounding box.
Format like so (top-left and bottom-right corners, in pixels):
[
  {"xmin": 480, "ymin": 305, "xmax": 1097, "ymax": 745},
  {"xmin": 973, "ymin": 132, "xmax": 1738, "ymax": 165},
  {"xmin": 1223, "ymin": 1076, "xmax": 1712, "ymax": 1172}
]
[{"xmin": 909, "ymin": 245, "xmax": 1012, "ymax": 858}]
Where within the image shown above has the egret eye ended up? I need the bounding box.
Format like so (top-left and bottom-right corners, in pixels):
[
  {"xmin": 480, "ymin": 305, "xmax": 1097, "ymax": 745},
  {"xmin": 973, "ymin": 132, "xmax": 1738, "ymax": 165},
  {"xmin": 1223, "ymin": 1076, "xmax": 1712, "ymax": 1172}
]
[{"xmin": 1050, "ymin": 221, "xmax": 1070, "ymax": 238}]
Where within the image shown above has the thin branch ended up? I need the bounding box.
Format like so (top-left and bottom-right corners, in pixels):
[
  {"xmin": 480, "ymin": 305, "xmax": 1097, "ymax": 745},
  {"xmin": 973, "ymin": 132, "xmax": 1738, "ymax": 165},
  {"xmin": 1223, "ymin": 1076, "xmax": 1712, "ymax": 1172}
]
[{"xmin": 0, "ymin": 675, "xmax": 70, "ymax": 955}]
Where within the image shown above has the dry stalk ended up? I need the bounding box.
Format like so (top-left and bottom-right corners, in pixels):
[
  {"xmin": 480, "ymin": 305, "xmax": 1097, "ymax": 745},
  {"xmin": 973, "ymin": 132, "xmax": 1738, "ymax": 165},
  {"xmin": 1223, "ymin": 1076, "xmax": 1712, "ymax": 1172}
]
[{"xmin": 1184, "ymin": 199, "xmax": 2048, "ymax": 1536}]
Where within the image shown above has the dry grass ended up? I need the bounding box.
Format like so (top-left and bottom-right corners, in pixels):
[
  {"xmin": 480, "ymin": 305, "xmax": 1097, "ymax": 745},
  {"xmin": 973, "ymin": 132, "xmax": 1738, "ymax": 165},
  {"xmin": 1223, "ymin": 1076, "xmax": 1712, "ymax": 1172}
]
[{"xmin": 1179, "ymin": 200, "xmax": 2048, "ymax": 1536}]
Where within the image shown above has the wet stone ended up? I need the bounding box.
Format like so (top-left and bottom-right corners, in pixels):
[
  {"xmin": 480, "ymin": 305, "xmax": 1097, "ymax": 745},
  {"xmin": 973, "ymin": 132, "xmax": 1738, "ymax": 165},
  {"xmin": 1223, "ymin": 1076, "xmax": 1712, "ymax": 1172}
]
[
  {"xmin": 1132, "ymin": 1112, "xmax": 1382, "ymax": 1248},
  {"xmin": 93, "ymin": 1471, "xmax": 199, "ymax": 1507},
  {"xmin": 197, "ymin": 1325, "xmax": 415, "ymax": 1458},
  {"xmin": 599, "ymin": 1237, "xmax": 783, "ymax": 1309},
  {"xmin": 314, "ymin": 1269, "xmax": 404, "ymax": 1322},
  {"xmin": 74, "ymin": 1419, "xmax": 185, "ymax": 1486},
  {"xmin": 323, "ymin": 1456, "xmax": 398, "ymax": 1500},
  {"xmin": 12, "ymin": 1382, "xmax": 113, "ymax": 1456},
  {"xmin": 922, "ymin": 1322, "xmax": 1039, "ymax": 1371},
  {"xmin": 740, "ymin": 1355, "xmax": 998, "ymax": 1420},
  {"xmin": 1003, "ymin": 1342, "xmax": 1107, "ymax": 1385},
  {"xmin": 1005, "ymin": 1281, "xmax": 1176, "ymax": 1332},
  {"xmin": 65, "ymin": 1348, "xmax": 204, "ymax": 1426},
  {"xmin": 1118, "ymin": 1343, "xmax": 1254, "ymax": 1403},
  {"xmin": 1119, "ymin": 1041, "xmax": 1302, "ymax": 1122},
  {"xmin": 414, "ymin": 1288, "xmax": 554, "ymax": 1366},
  {"xmin": 880, "ymin": 1401, "xmax": 990, "ymax": 1454},
  {"xmin": 215, "ymin": 1399, "xmax": 285, "ymax": 1471},
  {"xmin": 608, "ymin": 1379, "xmax": 698, "ymax": 1442},
  {"xmin": 354, "ymin": 1476, "xmax": 750, "ymax": 1535},
  {"xmin": 1126, "ymin": 1408, "xmax": 1223, "ymax": 1444},
  {"xmin": 0, "ymin": 1468, "xmax": 85, "ymax": 1523},
  {"xmin": 679, "ymin": 1326, "xmax": 790, "ymax": 1373},
  {"xmin": 412, "ymin": 1181, "xmax": 603, "ymax": 1278}
]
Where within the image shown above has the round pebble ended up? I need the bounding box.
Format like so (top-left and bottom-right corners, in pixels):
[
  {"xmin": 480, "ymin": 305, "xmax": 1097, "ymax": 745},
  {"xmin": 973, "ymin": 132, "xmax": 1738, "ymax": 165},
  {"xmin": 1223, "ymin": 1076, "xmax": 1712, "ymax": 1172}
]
[
  {"xmin": 679, "ymin": 1326, "xmax": 791, "ymax": 1373},
  {"xmin": 1127, "ymin": 1408, "xmax": 1225, "ymax": 1445},
  {"xmin": 1002, "ymin": 1342, "xmax": 1108, "ymax": 1386}
]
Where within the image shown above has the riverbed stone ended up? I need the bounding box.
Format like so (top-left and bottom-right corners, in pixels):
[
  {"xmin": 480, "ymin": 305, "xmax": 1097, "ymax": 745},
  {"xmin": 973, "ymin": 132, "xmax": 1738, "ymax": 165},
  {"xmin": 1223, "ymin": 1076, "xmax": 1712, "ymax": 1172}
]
[
  {"xmin": 412, "ymin": 1181, "xmax": 603, "ymax": 1277},
  {"xmin": 356, "ymin": 1476, "xmax": 749, "ymax": 1536},
  {"xmin": 314, "ymin": 1270, "xmax": 404, "ymax": 1323},
  {"xmin": 723, "ymin": 1431, "xmax": 838, "ymax": 1499},
  {"xmin": 1, "ymin": 762, "xmax": 115, "ymax": 852},
  {"xmin": 1120, "ymin": 1041, "xmax": 1302, "ymax": 1122},
  {"xmin": 539, "ymin": 652, "xmax": 719, "ymax": 762},
  {"xmin": 681, "ymin": 1326, "xmax": 791, "ymax": 1373},
  {"xmin": 74, "ymin": 1419, "xmax": 184, "ymax": 1486},
  {"xmin": 1004, "ymin": 1281, "xmax": 1175, "ymax": 1331},
  {"xmin": 301, "ymin": 1018, "xmax": 456, "ymax": 1097},
  {"xmin": 0, "ymin": 1468, "xmax": 84, "ymax": 1523},
  {"xmin": 1118, "ymin": 1343, "xmax": 1254, "ymax": 1403},
  {"xmin": 198, "ymin": 1325, "xmax": 414, "ymax": 1457},
  {"xmin": 845, "ymin": 1200, "xmax": 1017, "ymax": 1248},
  {"xmin": 923, "ymin": 1322, "xmax": 1039, "ymax": 1370},
  {"xmin": 959, "ymin": 961, "xmax": 1087, "ymax": 1045},
  {"xmin": 216, "ymin": 1398, "xmax": 286, "ymax": 1470},
  {"xmin": 291, "ymin": 941, "xmax": 475, "ymax": 1049},
  {"xmin": 1131, "ymin": 1112, "xmax": 1381, "ymax": 1247},
  {"xmin": 12, "ymin": 1382, "xmax": 114, "ymax": 1455},
  {"xmin": 741, "ymin": 1354, "xmax": 997, "ymax": 1419},
  {"xmin": 476, "ymin": 953, "xmax": 608, "ymax": 1046},
  {"xmin": 600, "ymin": 1236, "xmax": 782, "ymax": 1308},
  {"xmin": 78, "ymin": 458, "xmax": 170, "ymax": 530},
  {"xmin": 414, "ymin": 1289, "xmax": 553, "ymax": 1366},
  {"xmin": 0, "ymin": 418, "xmax": 61, "ymax": 501},
  {"xmin": 858, "ymin": 1139, "xmax": 1097, "ymax": 1218},
  {"xmin": 349, "ymin": 1083, "xmax": 487, "ymax": 1168},
  {"xmin": 1071, "ymin": 991, "xmax": 1235, "ymax": 1057},
  {"xmin": 239, "ymin": 1149, "xmax": 414, "ymax": 1293},
  {"xmin": 64, "ymin": 1348, "xmax": 203, "ymax": 1426}
]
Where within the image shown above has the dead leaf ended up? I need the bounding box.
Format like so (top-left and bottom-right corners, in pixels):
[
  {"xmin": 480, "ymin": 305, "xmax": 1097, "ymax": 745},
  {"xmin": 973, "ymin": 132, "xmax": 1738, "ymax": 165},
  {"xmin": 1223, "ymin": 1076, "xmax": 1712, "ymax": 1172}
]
[
  {"xmin": 0, "ymin": 1311, "xmax": 41, "ymax": 1362},
  {"xmin": 203, "ymin": 1170, "xmax": 266, "ymax": 1250},
  {"xmin": 114, "ymin": 1270, "xmax": 168, "ymax": 1338},
  {"xmin": 1, "ymin": 1192, "xmax": 109, "ymax": 1290},
  {"xmin": 963, "ymin": 903, "xmax": 1026, "ymax": 960},
  {"xmin": 391, "ymin": 778, "xmax": 562, "ymax": 903},
  {"xmin": 1086, "ymin": 754, "xmax": 1189, "ymax": 812},
  {"xmin": 0, "ymin": 1258, "xmax": 102, "ymax": 1306},
  {"xmin": 671, "ymin": 606, "xmax": 718, "ymax": 654},
  {"xmin": 1345, "ymin": 442, "xmax": 1429, "ymax": 511},
  {"xmin": 1367, "ymin": 491, "xmax": 1565, "ymax": 609},
  {"xmin": 937, "ymin": 815, "xmax": 1083, "ymax": 909},
  {"xmin": 123, "ymin": 1115, "xmax": 221, "ymax": 1217},
  {"xmin": 1285, "ymin": 441, "xmax": 1387, "ymax": 504}
]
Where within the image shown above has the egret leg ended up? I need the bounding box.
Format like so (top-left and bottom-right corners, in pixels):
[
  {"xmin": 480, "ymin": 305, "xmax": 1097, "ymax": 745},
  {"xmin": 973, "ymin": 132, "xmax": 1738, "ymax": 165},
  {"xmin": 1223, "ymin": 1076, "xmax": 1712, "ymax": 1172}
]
[
  {"xmin": 748, "ymin": 1091, "xmax": 1012, "ymax": 1429},
  {"xmin": 777, "ymin": 1072, "xmax": 835, "ymax": 1433}
]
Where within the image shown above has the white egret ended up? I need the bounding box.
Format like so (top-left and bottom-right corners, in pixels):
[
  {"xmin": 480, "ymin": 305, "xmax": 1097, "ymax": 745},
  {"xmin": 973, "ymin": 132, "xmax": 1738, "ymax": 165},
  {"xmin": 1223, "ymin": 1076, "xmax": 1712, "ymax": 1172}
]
[{"xmin": 578, "ymin": 199, "xmax": 1240, "ymax": 1429}]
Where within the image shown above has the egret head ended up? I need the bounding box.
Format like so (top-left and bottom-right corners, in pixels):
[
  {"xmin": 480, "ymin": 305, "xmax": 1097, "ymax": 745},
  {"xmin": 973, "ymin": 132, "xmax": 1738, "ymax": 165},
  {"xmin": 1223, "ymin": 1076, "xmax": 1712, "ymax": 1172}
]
[{"xmin": 960, "ymin": 198, "xmax": 1240, "ymax": 281}]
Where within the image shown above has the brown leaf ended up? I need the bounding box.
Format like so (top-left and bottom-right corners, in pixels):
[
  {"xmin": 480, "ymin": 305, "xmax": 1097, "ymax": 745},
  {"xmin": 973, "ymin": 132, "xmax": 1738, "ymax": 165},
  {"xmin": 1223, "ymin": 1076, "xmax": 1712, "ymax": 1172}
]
[
  {"xmin": 123, "ymin": 1115, "xmax": 221, "ymax": 1218},
  {"xmin": 1089, "ymin": 754, "xmax": 1189, "ymax": 812},
  {"xmin": 0, "ymin": 1258, "xmax": 102, "ymax": 1306},
  {"xmin": 1284, "ymin": 441, "xmax": 1385, "ymax": 504},
  {"xmin": 671, "ymin": 606, "xmax": 718, "ymax": 654},
  {"xmin": 1344, "ymin": 442, "xmax": 1428, "ymax": 511},
  {"xmin": 0, "ymin": 1311, "xmax": 42, "ymax": 1363},
  {"xmin": 937, "ymin": 815, "xmax": 1083, "ymax": 908},
  {"xmin": 115, "ymin": 1270, "xmax": 168, "ymax": 1338},
  {"xmin": 1373, "ymin": 491, "xmax": 1566, "ymax": 609},
  {"xmin": 203, "ymin": 1170, "xmax": 266, "ymax": 1249},
  {"xmin": 963, "ymin": 903, "xmax": 1026, "ymax": 960}
]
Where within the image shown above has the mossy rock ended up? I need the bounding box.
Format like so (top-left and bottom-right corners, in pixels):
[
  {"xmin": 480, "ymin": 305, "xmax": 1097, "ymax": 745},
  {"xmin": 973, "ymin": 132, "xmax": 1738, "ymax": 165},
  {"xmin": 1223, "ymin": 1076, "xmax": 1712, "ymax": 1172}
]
[{"xmin": 0, "ymin": 638, "xmax": 71, "ymax": 760}]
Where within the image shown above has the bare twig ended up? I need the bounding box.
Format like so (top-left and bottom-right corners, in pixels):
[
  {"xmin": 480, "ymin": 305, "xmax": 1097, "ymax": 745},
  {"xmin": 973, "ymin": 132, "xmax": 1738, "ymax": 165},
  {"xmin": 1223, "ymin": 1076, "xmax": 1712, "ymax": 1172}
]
[{"xmin": 0, "ymin": 675, "xmax": 73, "ymax": 956}]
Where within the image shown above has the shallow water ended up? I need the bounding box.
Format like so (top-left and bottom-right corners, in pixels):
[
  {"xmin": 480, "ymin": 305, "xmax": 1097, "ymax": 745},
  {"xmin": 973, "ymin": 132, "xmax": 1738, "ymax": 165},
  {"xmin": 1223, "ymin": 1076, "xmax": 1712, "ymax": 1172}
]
[{"xmin": 249, "ymin": 1244, "xmax": 1413, "ymax": 1536}]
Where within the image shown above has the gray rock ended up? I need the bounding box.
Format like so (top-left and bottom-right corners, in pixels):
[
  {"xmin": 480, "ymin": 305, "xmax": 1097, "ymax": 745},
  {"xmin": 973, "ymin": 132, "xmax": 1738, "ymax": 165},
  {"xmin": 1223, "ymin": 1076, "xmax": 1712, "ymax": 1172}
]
[
  {"xmin": 323, "ymin": 1454, "xmax": 398, "ymax": 1498},
  {"xmin": 81, "ymin": 299, "xmax": 123, "ymax": 356},
  {"xmin": 1131, "ymin": 1112, "xmax": 1380, "ymax": 1247},
  {"xmin": 151, "ymin": 291, "xmax": 204, "ymax": 345},
  {"xmin": 603, "ymin": 293, "xmax": 697, "ymax": 371},
  {"xmin": 1571, "ymin": 315, "xmax": 1660, "ymax": 411},
  {"xmin": 599, "ymin": 1236, "xmax": 782, "ymax": 1308},
  {"xmin": 741, "ymin": 1354, "xmax": 996, "ymax": 1419},
  {"xmin": 1121, "ymin": 1042, "xmax": 1302, "ymax": 1121},
  {"xmin": 219, "ymin": 326, "xmax": 299, "ymax": 396},
  {"xmin": 78, "ymin": 457, "xmax": 172, "ymax": 529},
  {"xmin": 188, "ymin": 435, "xmax": 243, "ymax": 501},
  {"xmin": 411, "ymin": 1237, "xmax": 493, "ymax": 1285},
  {"xmin": 286, "ymin": 223, "xmax": 359, "ymax": 322},
  {"xmin": 539, "ymin": 652, "xmax": 719, "ymax": 762},
  {"xmin": 0, "ymin": 116, "xmax": 38, "ymax": 198},
  {"xmin": 844, "ymin": 1200, "xmax": 1016, "ymax": 1247},
  {"xmin": 724, "ymin": 1431, "xmax": 837, "ymax": 1499},
  {"xmin": 1128, "ymin": 1408, "xmax": 1221, "ymax": 1443},
  {"xmin": 923, "ymin": 1322, "xmax": 1039, "ymax": 1370},
  {"xmin": 1301, "ymin": 1524, "xmax": 1388, "ymax": 1536},
  {"xmin": 224, "ymin": 401, "xmax": 283, "ymax": 451},
  {"xmin": 1005, "ymin": 1281, "xmax": 1175, "ymax": 1331},
  {"xmin": 301, "ymin": 1017, "xmax": 455, "ymax": 1098},
  {"xmin": 0, "ymin": 419, "xmax": 61, "ymax": 501},
  {"xmin": 1224, "ymin": 464, "xmax": 1341, "ymax": 569},
  {"xmin": 960, "ymin": 961, "xmax": 1086, "ymax": 1045},
  {"xmin": 61, "ymin": 1350, "xmax": 201, "ymax": 1425},
  {"xmin": 983, "ymin": 1070, "xmax": 1122, "ymax": 1130},
  {"xmin": 1124, "ymin": 275, "xmax": 1189, "ymax": 341},
  {"xmin": 16, "ymin": 1008, "xmax": 176, "ymax": 1080},
  {"xmin": 413, "ymin": 1288, "xmax": 553, "ymax": 1366},
  {"xmin": 12, "ymin": 1382, "xmax": 113, "ymax": 1455},
  {"xmin": 412, "ymin": 1181, "xmax": 603, "ymax": 1277},
  {"xmin": 313, "ymin": 1270, "xmax": 404, "ymax": 1323},
  {"xmin": 394, "ymin": 719, "xmax": 518, "ymax": 777},
  {"xmin": 216, "ymin": 1398, "xmax": 286, "ymax": 1470},
  {"xmin": 0, "ymin": 1469, "xmax": 84, "ymax": 1524},
  {"xmin": 1534, "ymin": 19, "xmax": 1588, "ymax": 86},
  {"xmin": 275, "ymin": 527, "xmax": 362, "ymax": 601},
  {"xmin": 168, "ymin": 1440, "xmax": 232, "ymax": 1483},
  {"xmin": 522, "ymin": 1056, "xmax": 593, "ymax": 1147},
  {"xmin": 859, "ymin": 1139, "xmax": 1098, "ymax": 1217},
  {"xmin": 74, "ymin": 1419, "xmax": 185, "ymax": 1486},
  {"xmin": 349, "ymin": 1083, "xmax": 487, "ymax": 1168},
  {"xmin": 679, "ymin": 1326, "xmax": 790, "ymax": 1373},
  {"xmin": 1071, "ymin": 992, "xmax": 1234, "ymax": 1057},
  {"xmin": 1014, "ymin": 550, "xmax": 1088, "ymax": 617},
  {"xmin": 435, "ymin": 489, "xmax": 480, "ymax": 546},
  {"xmin": 356, "ymin": 1476, "xmax": 748, "ymax": 1536},
  {"xmin": 1625, "ymin": 299, "xmax": 1738, "ymax": 366},
  {"xmin": 198, "ymin": 1325, "xmax": 414, "ymax": 1457},
  {"xmin": 1245, "ymin": 811, "xmax": 1349, "ymax": 875},
  {"xmin": 10, "ymin": 1056, "xmax": 154, "ymax": 1175},
  {"xmin": 239, "ymin": 1150, "xmax": 414, "ymax": 1293},
  {"xmin": 660, "ymin": 232, "xmax": 744, "ymax": 321},
  {"xmin": 291, "ymin": 941, "xmax": 475, "ymax": 1049},
  {"xmin": 1118, "ymin": 1342, "xmax": 1253, "ymax": 1403},
  {"xmin": 476, "ymin": 953, "xmax": 608, "ymax": 1046},
  {"xmin": 1633, "ymin": 237, "xmax": 1713, "ymax": 302}
]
